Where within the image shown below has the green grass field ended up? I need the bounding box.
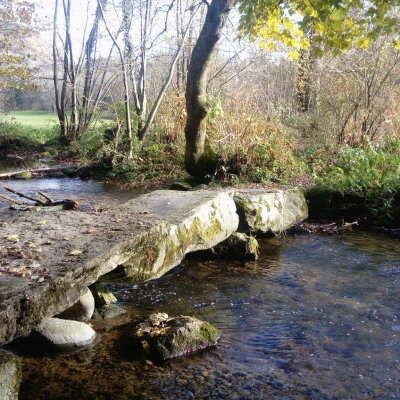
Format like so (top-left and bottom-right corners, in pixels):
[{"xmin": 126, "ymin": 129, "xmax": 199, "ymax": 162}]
[
  {"xmin": 1, "ymin": 111, "xmax": 113, "ymax": 128},
  {"xmin": 0, "ymin": 111, "xmax": 59, "ymax": 128}
]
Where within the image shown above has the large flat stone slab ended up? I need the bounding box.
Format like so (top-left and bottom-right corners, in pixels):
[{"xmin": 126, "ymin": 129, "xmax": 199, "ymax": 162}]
[
  {"xmin": 0, "ymin": 190, "xmax": 238, "ymax": 345},
  {"xmin": 234, "ymin": 187, "xmax": 308, "ymax": 233}
]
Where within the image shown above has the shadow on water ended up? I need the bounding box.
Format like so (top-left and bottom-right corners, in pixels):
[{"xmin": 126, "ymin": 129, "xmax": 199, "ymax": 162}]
[{"xmin": 8, "ymin": 230, "xmax": 400, "ymax": 399}]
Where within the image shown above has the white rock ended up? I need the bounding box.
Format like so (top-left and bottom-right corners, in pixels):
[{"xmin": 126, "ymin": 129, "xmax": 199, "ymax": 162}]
[
  {"xmin": 57, "ymin": 288, "xmax": 95, "ymax": 322},
  {"xmin": 30, "ymin": 318, "xmax": 96, "ymax": 350}
]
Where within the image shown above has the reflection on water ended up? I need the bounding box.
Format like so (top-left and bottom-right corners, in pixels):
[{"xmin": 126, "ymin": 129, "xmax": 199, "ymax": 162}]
[
  {"xmin": 0, "ymin": 177, "xmax": 145, "ymax": 209},
  {"xmin": 13, "ymin": 231, "xmax": 400, "ymax": 399}
]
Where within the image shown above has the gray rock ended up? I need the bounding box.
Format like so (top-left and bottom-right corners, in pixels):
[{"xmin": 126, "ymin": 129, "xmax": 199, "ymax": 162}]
[
  {"xmin": 132, "ymin": 313, "xmax": 221, "ymax": 360},
  {"xmin": 92, "ymin": 304, "xmax": 126, "ymax": 320},
  {"xmin": 210, "ymin": 232, "xmax": 259, "ymax": 260},
  {"xmin": 234, "ymin": 187, "xmax": 308, "ymax": 234},
  {"xmin": 57, "ymin": 288, "xmax": 95, "ymax": 321},
  {"xmin": 0, "ymin": 350, "xmax": 21, "ymax": 400},
  {"xmin": 118, "ymin": 190, "xmax": 239, "ymax": 281},
  {"xmin": 29, "ymin": 318, "xmax": 96, "ymax": 350},
  {"xmin": 89, "ymin": 282, "xmax": 117, "ymax": 306},
  {"xmin": 62, "ymin": 167, "xmax": 77, "ymax": 177}
]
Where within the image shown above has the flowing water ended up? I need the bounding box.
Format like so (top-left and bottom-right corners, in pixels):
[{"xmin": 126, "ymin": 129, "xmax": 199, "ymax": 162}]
[
  {"xmin": 1, "ymin": 172, "xmax": 399, "ymax": 399},
  {"xmin": 11, "ymin": 231, "xmax": 400, "ymax": 399}
]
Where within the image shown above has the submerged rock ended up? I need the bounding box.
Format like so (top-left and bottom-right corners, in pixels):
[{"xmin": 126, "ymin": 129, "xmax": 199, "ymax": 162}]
[
  {"xmin": 132, "ymin": 313, "xmax": 221, "ymax": 360},
  {"xmin": 0, "ymin": 349, "xmax": 21, "ymax": 400},
  {"xmin": 92, "ymin": 304, "xmax": 126, "ymax": 320},
  {"xmin": 29, "ymin": 318, "xmax": 96, "ymax": 351},
  {"xmin": 56, "ymin": 288, "xmax": 95, "ymax": 322}
]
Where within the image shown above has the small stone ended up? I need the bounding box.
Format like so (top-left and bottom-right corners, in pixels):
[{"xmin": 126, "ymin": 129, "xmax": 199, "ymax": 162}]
[
  {"xmin": 91, "ymin": 304, "xmax": 126, "ymax": 320},
  {"xmin": 218, "ymin": 389, "xmax": 227, "ymax": 398}
]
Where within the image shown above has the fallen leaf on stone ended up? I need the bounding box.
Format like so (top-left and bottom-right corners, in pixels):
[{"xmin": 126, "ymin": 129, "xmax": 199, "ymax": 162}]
[
  {"xmin": 38, "ymin": 277, "xmax": 44, "ymax": 283},
  {"xmin": 44, "ymin": 240, "xmax": 54, "ymax": 245},
  {"xmin": 36, "ymin": 220, "xmax": 50, "ymax": 225},
  {"xmin": 69, "ymin": 249, "xmax": 83, "ymax": 256},
  {"xmin": 7, "ymin": 234, "xmax": 19, "ymax": 243},
  {"xmin": 85, "ymin": 229, "xmax": 96, "ymax": 234}
]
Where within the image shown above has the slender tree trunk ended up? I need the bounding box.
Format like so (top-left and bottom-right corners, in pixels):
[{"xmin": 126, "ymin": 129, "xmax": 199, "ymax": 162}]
[
  {"xmin": 184, "ymin": 0, "xmax": 234, "ymax": 180},
  {"xmin": 53, "ymin": 0, "xmax": 66, "ymax": 139},
  {"xmin": 137, "ymin": 4, "xmax": 200, "ymax": 141},
  {"xmin": 97, "ymin": 0, "xmax": 133, "ymax": 159}
]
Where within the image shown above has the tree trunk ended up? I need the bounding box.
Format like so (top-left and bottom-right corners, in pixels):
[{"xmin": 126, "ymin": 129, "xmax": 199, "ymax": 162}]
[{"xmin": 184, "ymin": 0, "xmax": 233, "ymax": 180}]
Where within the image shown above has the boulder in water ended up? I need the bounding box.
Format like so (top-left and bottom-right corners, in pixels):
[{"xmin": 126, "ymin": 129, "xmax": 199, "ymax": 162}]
[
  {"xmin": 56, "ymin": 288, "xmax": 95, "ymax": 322},
  {"xmin": 132, "ymin": 313, "xmax": 220, "ymax": 360},
  {"xmin": 29, "ymin": 318, "xmax": 96, "ymax": 351},
  {"xmin": 0, "ymin": 349, "xmax": 21, "ymax": 400}
]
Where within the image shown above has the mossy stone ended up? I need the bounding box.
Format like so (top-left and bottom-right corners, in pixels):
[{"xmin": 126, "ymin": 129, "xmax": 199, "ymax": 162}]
[
  {"xmin": 0, "ymin": 349, "xmax": 22, "ymax": 400},
  {"xmin": 62, "ymin": 167, "xmax": 77, "ymax": 177},
  {"xmin": 43, "ymin": 147, "xmax": 58, "ymax": 157},
  {"xmin": 14, "ymin": 171, "xmax": 32, "ymax": 180},
  {"xmin": 132, "ymin": 313, "xmax": 221, "ymax": 360}
]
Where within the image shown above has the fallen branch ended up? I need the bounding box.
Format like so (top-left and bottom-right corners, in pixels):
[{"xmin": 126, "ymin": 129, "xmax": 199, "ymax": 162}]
[
  {"xmin": 2, "ymin": 186, "xmax": 79, "ymax": 210},
  {"xmin": 4, "ymin": 186, "xmax": 47, "ymax": 205},
  {"xmin": 0, "ymin": 164, "xmax": 79, "ymax": 179},
  {"xmin": 0, "ymin": 194, "xmax": 24, "ymax": 205}
]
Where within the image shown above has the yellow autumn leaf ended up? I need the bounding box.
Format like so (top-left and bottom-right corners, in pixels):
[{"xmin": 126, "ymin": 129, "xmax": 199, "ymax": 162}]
[
  {"xmin": 69, "ymin": 249, "xmax": 83, "ymax": 256},
  {"xmin": 36, "ymin": 220, "xmax": 50, "ymax": 225},
  {"xmin": 7, "ymin": 234, "xmax": 19, "ymax": 243}
]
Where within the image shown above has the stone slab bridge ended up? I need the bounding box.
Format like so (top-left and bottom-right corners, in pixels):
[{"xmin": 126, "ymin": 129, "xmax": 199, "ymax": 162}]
[{"xmin": 0, "ymin": 187, "xmax": 307, "ymax": 347}]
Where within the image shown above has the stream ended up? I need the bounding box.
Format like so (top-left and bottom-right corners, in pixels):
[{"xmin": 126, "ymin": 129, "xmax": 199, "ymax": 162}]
[{"xmin": 1, "ymin": 175, "xmax": 399, "ymax": 399}]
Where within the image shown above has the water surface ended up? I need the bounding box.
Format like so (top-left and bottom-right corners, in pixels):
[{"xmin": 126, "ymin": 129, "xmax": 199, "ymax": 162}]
[{"xmin": 13, "ymin": 231, "xmax": 400, "ymax": 399}]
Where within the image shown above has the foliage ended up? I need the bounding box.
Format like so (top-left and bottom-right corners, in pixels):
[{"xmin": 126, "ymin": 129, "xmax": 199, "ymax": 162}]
[
  {"xmin": 0, "ymin": 120, "xmax": 59, "ymax": 152},
  {"xmin": 0, "ymin": 0, "xmax": 38, "ymax": 90},
  {"xmin": 311, "ymin": 139, "xmax": 400, "ymax": 223},
  {"xmin": 208, "ymin": 94, "xmax": 306, "ymax": 184},
  {"xmin": 238, "ymin": 0, "xmax": 399, "ymax": 59}
]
